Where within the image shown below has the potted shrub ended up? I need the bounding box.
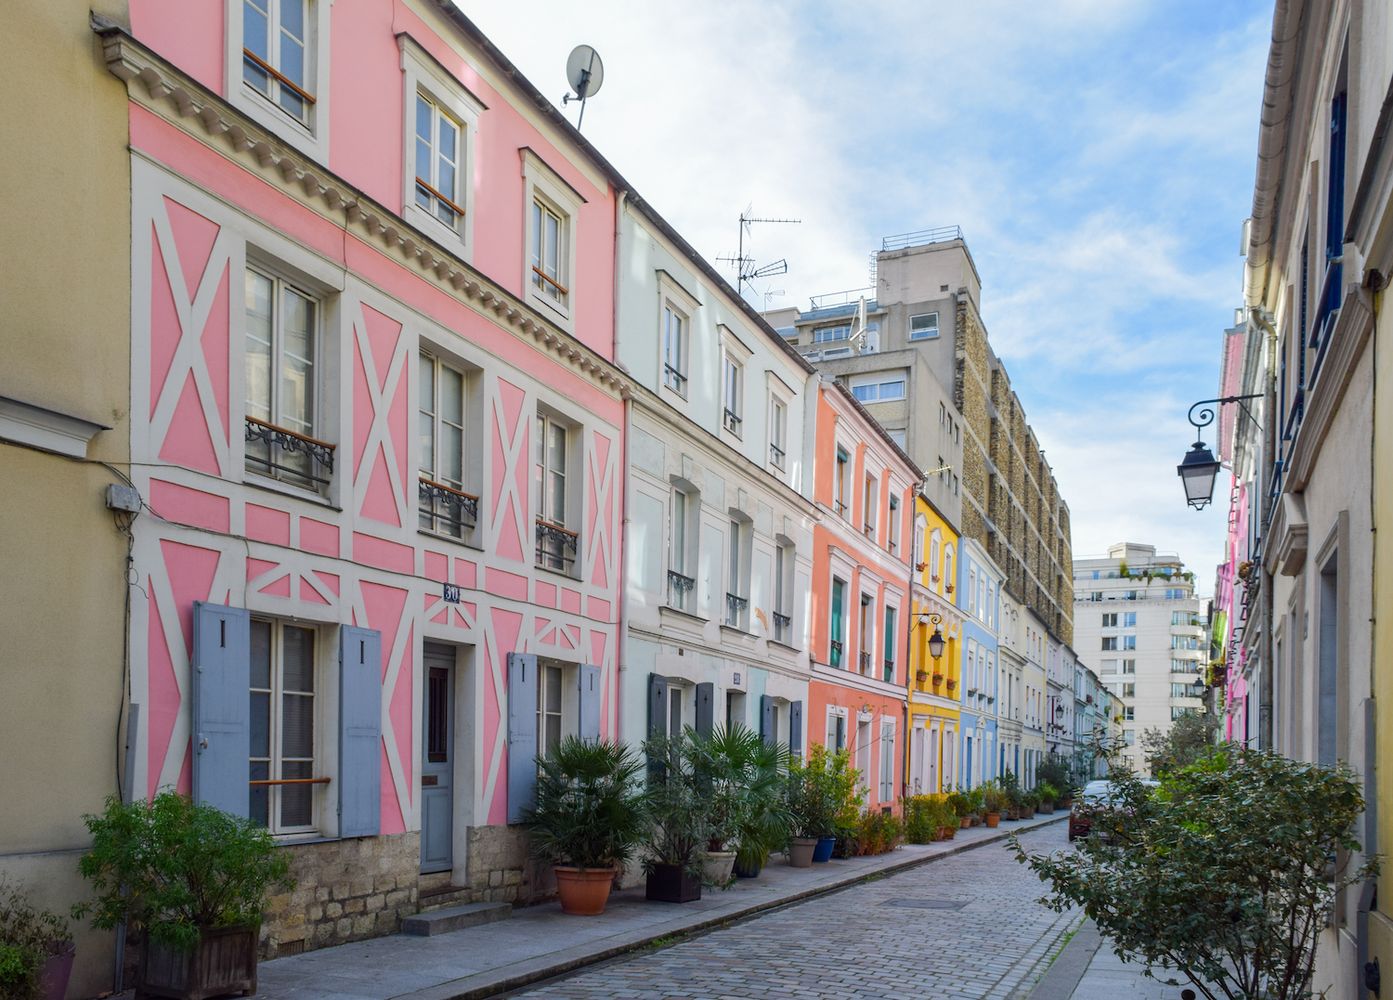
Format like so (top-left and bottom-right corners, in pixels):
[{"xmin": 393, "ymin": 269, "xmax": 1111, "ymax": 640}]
[
  {"xmin": 783, "ymin": 756, "xmax": 824, "ymax": 868},
  {"xmin": 526, "ymin": 736, "xmax": 648, "ymax": 915},
  {"xmin": 642, "ymin": 734, "xmax": 711, "ymax": 902},
  {"xmin": 0, "ymin": 879, "xmax": 73, "ymax": 1000},
  {"xmin": 76, "ymin": 792, "xmax": 290, "ymax": 1000},
  {"xmin": 1036, "ymin": 781, "xmax": 1059, "ymax": 814},
  {"xmin": 982, "ymin": 783, "xmax": 1009, "ymax": 828},
  {"xmin": 1022, "ymin": 789, "xmax": 1038, "ymax": 819},
  {"xmin": 687, "ymin": 724, "xmax": 790, "ymax": 886},
  {"xmin": 967, "ymin": 787, "xmax": 986, "ymax": 826},
  {"xmin": 915, "ymin": 669, "xmax": 930, "ymax": 684},
  {"xmin": 947, "ymin": 790, "xmax": 971, "ymax": 829},
  {"xmin": 932, "ymin": 671, "xmax": 944, "ymax": 685},
  {"xmin": 810, "ymin": 746, "xmax": 862, "ymax": 861}
]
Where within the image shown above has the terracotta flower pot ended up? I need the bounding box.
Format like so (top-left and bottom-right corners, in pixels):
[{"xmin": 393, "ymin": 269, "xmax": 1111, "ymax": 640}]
[
  {"xmin": 985, "ymin": 812, "xmax": 1000, "ymax": 828},
  {"xmin": 554, "ymin": 865, "xmax": 615, "ymax": 916},
  {"xmin": 788, "ymin": 837, "xmax": 817, "ymax": 868},
  {"xmin": 938, "ymin": 825, "xmax": 956, "ymax": 841},
  {"xmin": 959, "ymin": 816, "xmax": 970, "ymax": 829}
]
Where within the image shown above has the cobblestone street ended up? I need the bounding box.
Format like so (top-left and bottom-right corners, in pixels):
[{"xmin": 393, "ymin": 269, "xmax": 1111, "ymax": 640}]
[{"xmin": 518, "ymin": 825, "xmax": 1078, "ymax": 1000}]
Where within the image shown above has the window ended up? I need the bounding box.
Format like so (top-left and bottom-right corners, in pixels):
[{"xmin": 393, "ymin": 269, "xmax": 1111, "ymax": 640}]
[
  {"xmin": 413, "ymin": 94, "xmax": 464, "ymax": 229},
  {"xmin": 769, "ymin": 395, "xmax": 788, "ymax": 469},
  {"xmin": 668, "ymin": 685, "xmax": 685, "ymax": 740},
  {"xmin": 887, "ymin": 428, "xmax": 907, "ymax": 448},
  {"xmin": 722, "ymin": 352, "xmax": 744, "ymax": 436},
  {"xmin": 419, "ymin": 353, "xmax": 477, "ymax": 539},
  {"xmin": 1121, "ymin": 659, "xmax": 1136, "ymax": 675},
  {"xmin": 1101, "ymin": 637, "xmax": 1118, "ymax": 651},
  {"xmin": 863, "ymin": 474, "xmax": 878, "ymax": 538},
  {"xmin": 668, "ymin": 487, "xmax": 696, "ymax": 610},
  {"xmin": 878, "ymin": 720, "xmax": 895, "ymax": 801},
  {"xmin": 1171, "ymin": 658, "xmax": 1193, "ymax": 673},
  {"xmin": 1121, "ymin": 683, "xmax": 1135, "ymax": 698},
  {"xmin": 1172, "ymin": 682, "xmax": 1203, "ymax": 699},
  {"xmin": 929, "ymin": 530, "xmax": 941, "ymax": 579},
  {"xmin": 662, "ymin": 302, "xmax": 687, "ymax": 395},
  {"xmin": 887, "ymin": 495, "xmax": 900, "ymax": 554},
  {"xmin": 535, "ymin": 412, "xmax": 577, "ymax": 573},
  {"xmin": 1120, "ymin": 635, "xmax": 1137, "ymax": 651},
  {"xmin": 726, "ymin": 691, "xmax": 745, "ymax": 730},
  {"xmin": 1124, "ymin": 729, "xmax": 1135, "ymax": 747},
  {"xmin": 245, "ymin": 267, "xmax": 330, "ymax": 491},
  {"xmin": 859, "ymin": 594, "xmax": 875, "ymax": 675},
  {"xmin": 1171, "ymin": 706, "xmax": 1198, "ymax": 721},
  {"xmin": 1123, "ymin": 706, "xmax": 1135, "ymax": 721},
  {"xmin": 249, "ymin": 618, "xmax": 316, "ymax": 833},
  {"xmin": 1123, "ymin": 612, "xmax": 1137, "ymax": 628},
  {"xmin": 1171, "ymin": 635, "xmax": 1199, "ymax": 651},
  {"xmin": 773, "ymin": 541, "xmax": 794, "ymax": 644},
  {"xmin": 726, "ymin": 519, "xmax": 750, "ymax": 629},
  {"xmin": 850, "ymin": 376, "xmax": 907, "ymax": 403},
  {"xmin": 968, "ymin": 569, "xmax": 977, "ymax": 613},
  {"xmin": 826, "ymin": 709, "xmax": 847, "ymax": 751},
  {"xmin": 909, "ymin": 312, "xmax": 939, "ymax": 340},
  {"xmin": 944, "ymin": 546, "xmax": 955, "ymax": 592},
  {"xmin": 1102, "ymin": 613, "xmax": 1118, "ymax": 628},
  {"xmin": 538, "ymin": 662, "xmax": 564, "ymax": 759},
  {"xmin": 814, "ymin": 324, "xmax": 851, "ymax": 343},
  {"xmin": 830, "ymin": 577, "xmax": 846, "ymax": 666},
  {"xmin": 241, "ymin": 0, "xmax": 312, "ymax": 123},
  {"xmin": 883, "ymin": 606, "xmax": 897, "ymax": 682},
  {"xmin": 856, "ymin": 718, "xmax": 872, "ymax": 794},
  {"xmin": 834, "ymin": 447, "xmax": 850, "ymax": 517},
  {"xmin": 521, "ymin": 151, "xmax": 582, "ymax": 324}
]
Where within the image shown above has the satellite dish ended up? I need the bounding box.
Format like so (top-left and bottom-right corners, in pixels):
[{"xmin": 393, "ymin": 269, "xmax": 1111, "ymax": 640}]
[
  {"xmin": 563, "ymin": 45, "xmax": 604, "ymax": 128},
  {"xmin": 566, "ymin": 45, "xmax": 604, "ymax": 100}
]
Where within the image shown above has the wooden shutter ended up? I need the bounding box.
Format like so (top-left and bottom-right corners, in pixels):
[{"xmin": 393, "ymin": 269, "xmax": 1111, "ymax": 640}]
[
  {"xmin": 339, "ymin": 626, "xmax": 382, "ymax": 838},
  {"xmin": 578, "ymin": 664, "xmax": 601, "ymax": 743},
  {"xmin": 507, "ymin": 653, "xmax": 538, "ymax": 824},
  {"xmin": 789, "ymin": 700, "xmax": 803, "ymax": 757},
  {"xmin": 760, "ymin": 694, "xmax": 776, "ymax": 746},
  {"xmin": 695, "ymin": 682, "xmax": 715, "ymax": 736},
  {"xmin": 647, "ymin": 673, "xmax": 669, "ymax": 739},
  {"xmin": 192, "ymin": 602, "xmax": 251, "ymax": 816}
]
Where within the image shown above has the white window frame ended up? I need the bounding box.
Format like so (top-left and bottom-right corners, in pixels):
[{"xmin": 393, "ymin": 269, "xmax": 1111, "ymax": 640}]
[
  {"xmin": 858, "ymin": 590, "xmax": 877, "ymax": 676},
  {"xmin": 521, "ymin": 149, "xmax": 585, "ymax": 328},
  {"xmin": 826, "ymin": 705, "xmax": 849, "ymax": 751},
  {"xmin": 768, "ymin": 391, "xmax": 789, "ymax": 471},
  {"xmin": 656, "ymin": 271, "xmax": 700, "ymax": 400},
  {"xmin": 400, "ymin": 37, "xmax": 482, "ymax": 260},
  {"xmin": 720, "ymin": 328, "xmax": 752, "ymax": 440},
  {"xmin": 909, "ymin": 311, "xmax": 939, "ymax": 340},
  {"xmin": 849, "ymin": 374, "xmax": 908, "ymax": 404},
  {"xmin": 878, "ymin": 718, "xmax": 895, "ymax": 802},
  {"xmin": 856, "ymin": 717, "xmax": 872, "ymax": 795},
  {"xmin": 417, "ymin": 349, "xmax": 478, "ymax": 540},
  {"xmin": 225, "ymin": 0, "xmax": 332, "ymax": 162},
  {"xmin": 535, "ymin": 407, "xmax": 579, "ymax": 576},
  {"xmin": 862, "ymin": 472, "xmax": 878, "ymax": 539},
  {"xmin": 249, "ymin": 617, "xmax": 321, "ymax": 836}
]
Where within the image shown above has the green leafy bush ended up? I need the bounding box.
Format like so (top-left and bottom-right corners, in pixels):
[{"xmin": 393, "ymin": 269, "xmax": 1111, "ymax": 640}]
[
  {"xmin": 903, "ymin": 796, "xmax": 950, "ymax": 843},
  {"xmin": 0, "ymin": 879, "xmax": 70, "ymax": 1000},
  {"xmin": 1014, "ymin": 746, "xmax": 1376, "ymax": 1000},
  {"xmin": 76, "ymin": 792, "xmax": 291, "ymax": 952},
  {"xmin": 526, "ymin": 737, "xmax": 648, "ymax": 871},
  {"xmin": 850, "ymin": 810, "xmax": 904, "ymax": 856},
  {"xmin": 686, "ymin": 724, "xmax": 790, "ymax": 855},
  {"xmin": 787, "ymin": 744, "xmax": 862, "ymax": 840},
  {"xmin": 945, "ymin": 790, "xmax": 971, "ymax": 819},
  {"xmin": 1035, "ymin": 781, "xmax": 1060, "ymax": 805},
  {"xmin": 981, "ymin": 781, "xmax": 1010, "ymax": 814},
  {"xmin": 641, "ymin": 733, "xmax": 712, "ymax": 877}
]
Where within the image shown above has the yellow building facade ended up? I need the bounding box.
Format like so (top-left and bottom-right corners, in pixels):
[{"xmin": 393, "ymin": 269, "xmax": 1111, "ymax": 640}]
[{"xmin": 906, "ymin": 494, "xmax": 962, "ymax": 796}]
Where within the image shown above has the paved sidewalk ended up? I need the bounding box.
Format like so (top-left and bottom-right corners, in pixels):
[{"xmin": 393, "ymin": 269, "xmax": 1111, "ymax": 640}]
[
  {"xmin": 1028, "ymin": 919, "xmax": 1198, "ymax": 1000},
  {"xmin": 252, "ymin": 814, "xmax": 1066, "ymax": 1000}
]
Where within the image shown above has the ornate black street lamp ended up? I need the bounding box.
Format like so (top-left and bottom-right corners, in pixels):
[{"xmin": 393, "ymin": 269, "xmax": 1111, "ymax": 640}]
[
  {"xmin": 916, "ymin": 612, "xmax": 945, "ymax": 660},
  {"xmin": 1178, "ymin": 395, "xmax": 1261, "ymax": 510}
]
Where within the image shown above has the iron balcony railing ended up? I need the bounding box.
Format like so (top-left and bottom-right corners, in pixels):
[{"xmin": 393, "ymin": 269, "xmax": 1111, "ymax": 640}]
[
  {"xmin": 883, "ymin": 658, "xmax": 894, "ymax": 683},
  {"xmin": 725, "ymin": 592, "xmax": 748, "ymax": 628},
  {"xmin": 245, "ymin": 416, "xmax": 335, "ymax": 490},
  {"xmin": 535, "ymin": 518, "xmax": 578, "ymax": 575},
  {"xmin": 418, "ymin": 477, "xmax": 478, "ymax": 537},
  {"xmin": 830, "ymin": 640, "xmax": 843, "ymax": 666},
  {"xmin": 770, "ymin": 442, "xmax": 786, "ymax": 469},
  {"xmin": 666, "ymin": 569, "xmax": 695, "ymax": 610},
  {"xmin": 772, "ymin": 611, "xmax": 792, "ymax": 643},
  {"xmin": 663, "ymin": 363, "xmax": 687, "ymax": 395},
  {"xmin": 859, "ymin": 651, "xmax": 872, "ymax": 674},
  {"xmin": 723, "ymin": 408, "xmax": 743, "ymax": 435}
]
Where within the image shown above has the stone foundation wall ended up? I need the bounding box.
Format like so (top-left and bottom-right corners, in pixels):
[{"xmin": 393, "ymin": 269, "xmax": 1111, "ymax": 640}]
[{"xmin": 261, "ymin": 831, "xmax": 421, "ymax": 958}]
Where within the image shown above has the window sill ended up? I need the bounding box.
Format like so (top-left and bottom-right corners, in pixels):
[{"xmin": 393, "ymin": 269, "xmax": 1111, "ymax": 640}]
[
  {"xmin": 659, "ymin": 604, "xmax": 707, "ymax": 625},
  {"xmin": 405, "ymin": 203, "xmax": 471, "ymax": 261},
  {"xmin": 719, "ymin": 623, "xmax": 755, "ymax": 641},
  {"xmin": 534, "ymin": 562, "xmax": 582, "ymax": 583},
  {"xmin": 767, "ymin": 638, "xmax": 802, "ymax": 655},
  {"xmin": 271, "ymin": 833, "xmax": 337, "ymax": 849},
  {"xmin": 418, "ymin": 527, "xmax": 483, "ymax": 552},
  {"xmin": 528, "ymin": 290, "xmax": 572, "ymax": 327},
  {"xmin": 243, "ymin": 474, "xmax": 339, "ymax": 511}
]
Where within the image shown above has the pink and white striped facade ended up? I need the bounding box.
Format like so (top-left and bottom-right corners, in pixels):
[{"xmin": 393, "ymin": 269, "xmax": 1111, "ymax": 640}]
[{"xmin": 104, "ymin": 0, "xmax": 627, "ymax": 948}]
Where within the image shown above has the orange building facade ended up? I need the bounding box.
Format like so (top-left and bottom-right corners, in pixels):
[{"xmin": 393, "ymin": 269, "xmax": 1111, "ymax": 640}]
[{"xmin": 807, "ymin": 380, "xmax": 918, "ymax": 812}]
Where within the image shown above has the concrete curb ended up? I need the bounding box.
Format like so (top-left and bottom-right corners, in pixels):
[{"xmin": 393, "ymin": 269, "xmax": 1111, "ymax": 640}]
[
  {"xmin": 1022, "ymin": 917, "xmax": 1098, "ymax": 1000},
  {"xmin": 395, "ymin": 814, "xmax": 1069, "ymax": 1000}
]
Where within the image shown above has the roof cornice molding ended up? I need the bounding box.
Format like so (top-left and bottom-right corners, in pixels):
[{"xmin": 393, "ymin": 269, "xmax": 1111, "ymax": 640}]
[{"xmin": 96, "ymin": 21, "xmax": 633, "ymax": 401}]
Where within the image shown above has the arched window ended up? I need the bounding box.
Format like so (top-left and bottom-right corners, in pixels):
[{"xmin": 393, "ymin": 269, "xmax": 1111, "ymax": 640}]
[
  {"xmin": 913, "ymin": 515, "xmax": 927, "ymax": 571},
  {"xmin": 929, "ymin": 529, "xmax": 942, "ymax": 585},
  {"xmin": 944, "ymin": 544, "xmax": 956, "ymax": 595}
]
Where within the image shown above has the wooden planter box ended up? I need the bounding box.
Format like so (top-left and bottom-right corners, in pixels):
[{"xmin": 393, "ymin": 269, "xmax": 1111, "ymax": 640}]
[
  {"xmin": 137, "ymin": 924, "xmax": 258, "ymax": 1000},
  {"xmin": 646, "ymin": 863, "xmax": 701, "ymax": 903}
]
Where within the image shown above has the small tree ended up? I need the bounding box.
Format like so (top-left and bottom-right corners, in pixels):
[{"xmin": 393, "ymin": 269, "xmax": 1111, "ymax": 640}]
[
  {"xmin": 1012, "ymin": 745, "xmax": 1375, "ymax": 1000},
  {"xmin": 1140, "ymin": 711, "xmax": 1218, "ymax": 777}
]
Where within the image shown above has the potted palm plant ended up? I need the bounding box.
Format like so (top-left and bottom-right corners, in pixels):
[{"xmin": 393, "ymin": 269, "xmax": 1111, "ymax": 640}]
[
  {"xmin": 642, "ymin": 734, "xmax": 711, "ymax": 902},
  {"xmin": 76, "ymin": 792, "xmax": 290, "ymax": 1000},
  {"xmin": 1036, "ymin": 781, "xmax": 1059, "ymax": 814},
  {"xmin": 526, "ymin": 737, "xmax": 648, "ymax": 915},
  {"xmin": 0, "ymin": 879, "xmax": 73, "ymax": 1000},
  {"xmin": 688, "ymin": 725, "xmax": 789, "ymax": 886}
]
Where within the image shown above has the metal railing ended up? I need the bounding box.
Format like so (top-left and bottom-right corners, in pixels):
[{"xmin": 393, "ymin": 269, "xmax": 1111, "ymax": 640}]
[
  {"xmin": 663, "ymin": 363, "xmax": 687, "ymax": 395},
  {"xmin": 245, "ymin": 416, "xmax": 334, "ymax": 490},
  {"xmin": 773, "ymin": 611, "xmax": 792, "ymax": 643},
  {"xmin": 770, "ymin": 442, "xmax": 786, "ymax": 469},
  {"xmin": 808, "ymin": 286, "xmax": 875, "ymax": 310},
  {"xmin": 666, "ymin": 569, "xmax": 695, "ymax": 610},
  {"xmin": 418, "ymin": 477, "xmax": 478, "ymax": 536},
  {"xmin": 725, "ymin": 592, "xmax": 748, "ymax": 628},
  {"xmin": 859, "ymin": 651, "xmax": 872, "ymax": 674},
  {"xmin": 723, "ymin": 408, "xmax": 742, "ymax": 435},
  {"xmin": 881, "ymin": 225, "xmax": 963, "ymax": 252},
  {"xmin": 535, "ymin": 518, "xmax": 578, "ymax": 574}
]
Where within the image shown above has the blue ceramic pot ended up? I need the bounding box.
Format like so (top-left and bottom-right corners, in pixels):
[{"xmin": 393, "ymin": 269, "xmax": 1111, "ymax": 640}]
[{"xmin": 813, "ymin": 836, "xmax": 836, "ymax": 863}]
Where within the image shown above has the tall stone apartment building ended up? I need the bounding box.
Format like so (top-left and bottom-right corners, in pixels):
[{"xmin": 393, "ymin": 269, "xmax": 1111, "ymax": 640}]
[
  {"xmin": 1073, "ymin": 543, "xmax": 1207, "ymax": 774},
  {"xmin": 764, "ymin": 228, "xmax": 1074, "ymax": 644}
]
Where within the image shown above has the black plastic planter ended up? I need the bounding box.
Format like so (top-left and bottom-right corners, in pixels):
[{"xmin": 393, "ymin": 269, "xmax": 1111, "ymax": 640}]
[{"xmin": 645, "ymin": 863, "xmax": 702, "ymax": 903}]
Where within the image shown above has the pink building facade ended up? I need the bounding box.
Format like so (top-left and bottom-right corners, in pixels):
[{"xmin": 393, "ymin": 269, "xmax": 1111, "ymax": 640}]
[{"xmin": 101, "ymin": 1, "xmax": 626, "ymax": 955}]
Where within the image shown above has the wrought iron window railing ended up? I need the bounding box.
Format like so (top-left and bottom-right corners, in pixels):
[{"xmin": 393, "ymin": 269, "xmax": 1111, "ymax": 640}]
[
  {"xmin": 833, "ymin": 500, "xmax": 848, "ymax": 517},
  {"xmin": 830, "ymin": 639, "xmax": 843, "ymax": 666},
  {"xmin": 859, "ymin": 650, "xmax": 872, "ymax": 674},
  {"xmin": 663, "ymin": 363, "xmax": 687, "ymax": 395},
  {"xmin": 772, "ymin": 611, "xmax": 792, "ymax": 643},
  {"xmin": 535, "ymin": 518, "xmax": 578, "ymax": 575},
  {"xmin": 245, "ymin": 416, "xmax": 334, "ymax": 490},
  {"xmin": 770, "ymin": 442, "xmax": 786, "ymax": 469},
  {"xmin": 418, "ymin": 477, "xmax": 478, "ymax": 538},
  {"xmin": 883, "ymin": 658, "xmax": 894, "ymax": 683},
  {"xmin": 723, "ymin": 408, "xmax": 742, "ymax": 435},
  {"xmin": 667, "ymin": 569, "xmax": 695, "ymax": 610},
  {"xmin": 725, "ymin": 592, "xmax": 748, "ymax": 628}
]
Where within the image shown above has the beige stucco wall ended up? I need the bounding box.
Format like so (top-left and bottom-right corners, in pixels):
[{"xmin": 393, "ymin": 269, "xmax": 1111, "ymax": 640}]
[{"xmin": 0, "ymin": 2, "xmax": 131, "ymax": 996}]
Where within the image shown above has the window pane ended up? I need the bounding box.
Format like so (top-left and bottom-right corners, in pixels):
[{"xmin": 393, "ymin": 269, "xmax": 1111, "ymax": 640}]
[
  {"xmin": 250, "ymin": 691, "xmax": 271, "ymax": 758},
  {"xmin": 279, "ymin": 0, "xmax": 306, "ymax": 43},
  {"xmin": 419, "ymin": 356, "xmax": 435, "ymax": 473},
  {"xmin": 439, "ymin": 117, "xmax": 457, "ymax": 164},
  {"xmin": 250, "ymin": 619, "xmax": 272, "ymax": 688},
  {"xmin": 545, "ymin": 713, "xmax": 562, "ymax": 757},
  {"xmin": 280, "ymin": 288, "xmax": 315, "ymax": 432},
  {"xmin": 249, "ymin": 760, "xmax": 270, "ymax": 826},
  {"xmin": 442, "ymin": 425, "xmax": 463, "ymax": 486},
  {"xmin": 441, "ymin": 366, "xmax": 463, "ymax": 424},
  {"xmin": 545, "ymin": 212, "xmax": 560, "ymax": 275},
  {"xmin": 544, "ymin": 665, "xmax": 561, "ymax": 714},
  {"xmin": 548, "ymin": 422, "xmax": 566, "ymax": 475},
  {"xmin": 416, "ymin": 94, "xmax": 433, "ymax": 147},
  {"xmin": 531, "ymin": 203, "xmax": 543, "ymax": 271},
  {"xmin": 244, "ymin": 272, "xmax": 273, "ymax": 421},
  {"xmin": 281, "ymin": 625, "xmax": 315, "ymax": 692},
  {"xmin": 282, "ymin": 692, "xmax": 314, "ymax": 758},
  {"xmin": 280, "ymin": 760, "xmax": 313, "ymax": 828}
]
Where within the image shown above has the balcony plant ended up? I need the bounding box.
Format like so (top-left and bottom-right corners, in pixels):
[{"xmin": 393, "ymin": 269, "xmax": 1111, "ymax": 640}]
[
  {"xmin": 75, "ymin": 792, "xmax": 291, "ymax": 1000},
  {"xmin": 526, "ymin": 737, "xmax": 648, "ymax": 915},
  {"xmin": 641, "ymin": 734, "xmax": 711, "ymax": 902},
  {"xmin": 0, "ymin": 879, "xmax": 73, "ymax": 1000}
]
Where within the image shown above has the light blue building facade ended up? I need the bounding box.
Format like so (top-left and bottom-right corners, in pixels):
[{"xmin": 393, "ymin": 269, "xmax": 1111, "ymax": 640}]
[{"xmin": 957, "ymin": 537, "xmax": 1002, "ymax": 788}]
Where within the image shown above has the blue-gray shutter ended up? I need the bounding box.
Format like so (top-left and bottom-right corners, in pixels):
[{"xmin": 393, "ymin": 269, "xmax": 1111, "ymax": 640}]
[
  {"xmin": 507, "ymin": 654, "xmax": 538, "ymax": 824},
  {"xmin": 648, "ymin": 673, "xmax": 669, "ymax": 738},
  {"xmin": 578, "ymin": 664, "xmax": 601, "ymax": 743},
  {"xmin": 339, "ymin": 626, "xmax": 382, "ymax": 838},
  {"xmin": 192, "ymin": 602, "xmax": 251, "ymax": 816},
  {"xmin": 760, "ymin": 695, "xmax": 776, "ymax": 746},
  {"xmin": 789, "ymin": 700, "xmax": 804, "ymax": 757},
  {"xmin": 695, "ymin": 682, "xmax": 715, "ymax": 736}
]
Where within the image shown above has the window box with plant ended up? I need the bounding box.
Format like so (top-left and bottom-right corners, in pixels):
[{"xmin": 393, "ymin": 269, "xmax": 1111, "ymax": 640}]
[
  {"xmin": 526, "ymin": 737, "xmax": 648, "ymax": 916},
  {"xmin": 75, "ymin": 792, "xmax": 291, "ymax": 1000},
  {"xmin": 0, "ymin": 879, "xmax": 73, "ymax": 1000}
]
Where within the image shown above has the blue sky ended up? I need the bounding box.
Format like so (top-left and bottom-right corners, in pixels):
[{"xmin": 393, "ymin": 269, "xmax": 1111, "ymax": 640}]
[{"xmin": 465, "ymin": 0, "xmax": 1271, "ymax": 591}]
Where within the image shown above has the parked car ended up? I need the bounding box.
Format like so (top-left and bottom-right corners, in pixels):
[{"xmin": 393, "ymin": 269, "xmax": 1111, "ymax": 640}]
[{"xmin": 1068, "ymin": 778, "xmax": 1158, "ymax": 842}]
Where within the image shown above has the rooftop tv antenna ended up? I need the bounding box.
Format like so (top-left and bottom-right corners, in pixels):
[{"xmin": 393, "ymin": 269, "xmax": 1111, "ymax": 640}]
[
  {"xmin": 561, "ymin": 45, "xmax": 604, "ymax": 130},
  {"xmin": 716, "ymin": 207, "xmax": 801, "ymax": 299}
]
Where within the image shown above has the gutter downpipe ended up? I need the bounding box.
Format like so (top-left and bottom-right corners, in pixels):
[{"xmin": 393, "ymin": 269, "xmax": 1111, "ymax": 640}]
[{"xmin": 614, "ymin": 189, "xmax": 630, "ymax": 745}]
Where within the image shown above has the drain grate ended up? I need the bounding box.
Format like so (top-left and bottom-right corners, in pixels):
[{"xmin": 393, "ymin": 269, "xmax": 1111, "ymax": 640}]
[{"xmin": 879, "ymin": 898, "xmax": 967, "ymax": 910}]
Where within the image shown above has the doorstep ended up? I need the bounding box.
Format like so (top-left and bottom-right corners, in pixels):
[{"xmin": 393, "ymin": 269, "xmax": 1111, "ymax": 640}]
[{"xmin": 252, "ymin": 814, "xmax": 1066, "ymax": 1000}]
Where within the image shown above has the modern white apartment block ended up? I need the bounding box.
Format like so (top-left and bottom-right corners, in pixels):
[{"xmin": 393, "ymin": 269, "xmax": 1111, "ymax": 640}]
[{"xmin": 1073, "ymin": 543, "xmax": 1207, "ymax": 774}]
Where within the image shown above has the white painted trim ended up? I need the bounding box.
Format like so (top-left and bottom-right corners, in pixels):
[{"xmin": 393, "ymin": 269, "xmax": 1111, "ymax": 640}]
[
  {"xmin": 0, "ymin": 395, "xmax": 109, "ymax": 458},
  {"xmin": 224, "ymin": 0, "xmax": 332, "ymax": 164},
  {"xmin": 520, "ymin": 148, "xmax": 584, "ymax": 330}
]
